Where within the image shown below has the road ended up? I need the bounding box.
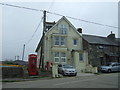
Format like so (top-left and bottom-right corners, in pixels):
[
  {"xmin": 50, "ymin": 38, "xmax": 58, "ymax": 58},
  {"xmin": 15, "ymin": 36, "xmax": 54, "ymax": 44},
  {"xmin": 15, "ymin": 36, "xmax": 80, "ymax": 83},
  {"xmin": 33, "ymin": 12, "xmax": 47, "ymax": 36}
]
[{"xmin": 2, "ymin": 73, "xmax": 119, "ymax": 88}]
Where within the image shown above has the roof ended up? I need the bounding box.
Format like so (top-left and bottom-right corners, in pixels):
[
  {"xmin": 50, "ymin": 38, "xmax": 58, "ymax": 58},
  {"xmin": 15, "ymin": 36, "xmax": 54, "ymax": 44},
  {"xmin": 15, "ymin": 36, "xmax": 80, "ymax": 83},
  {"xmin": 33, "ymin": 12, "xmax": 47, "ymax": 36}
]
[{"xmin": 83, "ymin": 34, "xmax": 120, "ymax": 46}]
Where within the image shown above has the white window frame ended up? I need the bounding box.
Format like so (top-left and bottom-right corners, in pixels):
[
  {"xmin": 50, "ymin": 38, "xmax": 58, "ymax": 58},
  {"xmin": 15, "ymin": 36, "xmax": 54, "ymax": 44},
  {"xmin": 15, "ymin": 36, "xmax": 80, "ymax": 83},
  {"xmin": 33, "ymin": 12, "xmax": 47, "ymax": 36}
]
[
  {"xmin": 61, "ymin": 52, "xmax": 66, "ymax": 63},
  {"xmin": 54, "ymin": 52, "xmax": 59, "ymax": 63},
  {"xmin": 54, "ymin": 36, "xmax": 59, "ymax": 46},
  {"xmin": 60, "ymin": 37, "xmax": 66, "ymax": 46},
  {"xmin": 59, "ymin": 24, "xmax": 67, "ymax": 34},
  {"xmin": 53, "ymin": 36, "xmax": 66, "ymax": 46}
]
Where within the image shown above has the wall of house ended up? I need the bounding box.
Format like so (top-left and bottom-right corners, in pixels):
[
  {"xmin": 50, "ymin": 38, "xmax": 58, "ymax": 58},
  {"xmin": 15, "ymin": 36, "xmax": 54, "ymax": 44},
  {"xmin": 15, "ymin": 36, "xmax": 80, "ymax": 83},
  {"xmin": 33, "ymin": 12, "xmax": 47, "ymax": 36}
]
[
  {"xmin": 83, "ymin": 42, "xmax": 120, "ymax": 67},
  {"xmin": 37, "ymin": 47, "xmax": 41, "ymax": 68},
  {"xmin": 45, "ymin": 18, "xmax": 83, "ymax": 65},
  {"xmin": 73, "ymin": 51, "xmax": 88, "ymax": 73}
]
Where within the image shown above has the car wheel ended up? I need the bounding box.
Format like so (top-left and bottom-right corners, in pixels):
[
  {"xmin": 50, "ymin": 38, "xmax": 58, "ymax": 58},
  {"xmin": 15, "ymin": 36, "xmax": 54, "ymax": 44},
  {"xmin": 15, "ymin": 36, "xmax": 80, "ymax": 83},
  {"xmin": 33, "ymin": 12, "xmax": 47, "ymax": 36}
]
[{"xmin": 107, "ymin": 69, "xmax": 111, "ymax": 73}]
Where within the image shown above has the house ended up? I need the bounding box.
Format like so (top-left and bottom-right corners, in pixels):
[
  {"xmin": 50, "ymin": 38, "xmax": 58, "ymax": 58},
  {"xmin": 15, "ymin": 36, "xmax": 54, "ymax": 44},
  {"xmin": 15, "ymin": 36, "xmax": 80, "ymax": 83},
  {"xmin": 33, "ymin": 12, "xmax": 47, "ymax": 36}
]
[
  {"xmin": 35, "ymin": 16, "xmax": 89, "ymax": 77},
  {"xmin": 83, "ymin": 32, "xmax": 120, "ymax": 67}
]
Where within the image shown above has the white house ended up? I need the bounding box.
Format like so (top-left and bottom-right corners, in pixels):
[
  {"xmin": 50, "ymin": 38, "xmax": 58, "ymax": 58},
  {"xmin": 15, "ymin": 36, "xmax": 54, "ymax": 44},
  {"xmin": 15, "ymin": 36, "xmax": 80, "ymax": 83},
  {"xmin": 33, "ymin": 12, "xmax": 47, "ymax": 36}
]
[{"xmin": 35, "ymin": 16, "xmax": 89, "ymax": 77}]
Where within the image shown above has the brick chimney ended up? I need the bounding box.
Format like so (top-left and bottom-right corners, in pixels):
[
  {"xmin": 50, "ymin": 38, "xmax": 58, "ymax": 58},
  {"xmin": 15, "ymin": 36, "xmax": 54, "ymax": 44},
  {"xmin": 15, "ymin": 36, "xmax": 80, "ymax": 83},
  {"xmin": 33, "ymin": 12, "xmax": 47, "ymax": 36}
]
[
  {"xmin": 107, "ymin": 31, "xmax": 115, "ymax": 39},
  {"xmin": 77, "ymin": 28, "xmax": 82, "ymax": 33}
]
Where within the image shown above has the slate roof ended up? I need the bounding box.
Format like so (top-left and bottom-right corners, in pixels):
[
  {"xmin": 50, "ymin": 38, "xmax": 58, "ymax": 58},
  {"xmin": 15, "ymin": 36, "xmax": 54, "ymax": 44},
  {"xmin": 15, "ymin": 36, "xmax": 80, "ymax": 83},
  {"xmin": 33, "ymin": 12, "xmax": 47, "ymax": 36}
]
[{"xmin": 83, "ymin": 34, "xmax": 120, "ymax": 46}]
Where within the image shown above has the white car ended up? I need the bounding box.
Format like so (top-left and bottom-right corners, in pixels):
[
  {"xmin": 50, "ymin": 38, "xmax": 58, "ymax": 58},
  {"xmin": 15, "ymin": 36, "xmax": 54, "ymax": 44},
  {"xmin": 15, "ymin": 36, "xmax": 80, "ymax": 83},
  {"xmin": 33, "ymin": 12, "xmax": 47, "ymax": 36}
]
[
  {"xmin": 100, "ymin": 62, "xmax": 120, "ymax": 73},
  {"xmin": 58, "ymin": 64, "xmax": 77, "ymax": 76}
]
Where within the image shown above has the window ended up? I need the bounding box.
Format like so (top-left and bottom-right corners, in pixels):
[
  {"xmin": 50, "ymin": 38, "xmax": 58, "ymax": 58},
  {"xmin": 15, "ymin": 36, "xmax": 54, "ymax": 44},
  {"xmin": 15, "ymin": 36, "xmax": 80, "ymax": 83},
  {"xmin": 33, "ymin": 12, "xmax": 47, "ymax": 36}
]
[
  {"xmin": 79, "ymin": 54, "xmax": 83, "ymax": 61},
  {"xmin": 54, "ymin": 36, "xmax": 59, "ymax": 45},
  {"xmin": 54, "ymin": 52, "xmax": 59, "ymax": 63},
  {"xmin": 61, "ymin": 37, "xmax": 66, "ymax": 46},
  {"xmin": 73, "ymin": 39, "xmax": 78, "ymax": 45},
  {"xmin": 61, "ymin": 52, "xmax": 66, "ymax": 63},
  {"xmin": 53, "ymin": 36, "xmax": 66, "ymax": 46},
  {"xmin": 59, "ymin": 24, "xmax": 67, "ymax": 34}
]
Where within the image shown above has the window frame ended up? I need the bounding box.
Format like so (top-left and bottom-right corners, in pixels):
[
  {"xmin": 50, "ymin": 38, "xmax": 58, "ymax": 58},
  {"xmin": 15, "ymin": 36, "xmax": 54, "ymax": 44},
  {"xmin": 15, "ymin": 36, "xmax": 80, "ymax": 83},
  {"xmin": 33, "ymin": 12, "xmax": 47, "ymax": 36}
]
[
  {"xmin": 53, "ymin": 36, "xmax": 66, "ymax": 46},
  {"xmin": 59, "ymin": 24, "xmax": 68, "ymax": 34},
  {"xmin": 61, "ymin": 52, "xmax": 66, "ymax": 63},
  {"xmin": 54, "ymin": 36, "xmax": 59, "ymax": 46},
  {"xmin": 73, "ymin": 39, "xmax": 78, "ymax": 46},
  {"xmin": 60, "ymin": 37, "xmax": 66, "ymax": 46},
  {"xmin": 54, "ymin": 52, "xmax": 60, "ymax": 63},
  {"xmin": 79, "ymin": 53, "xmax": 83, "ymax": 61}
]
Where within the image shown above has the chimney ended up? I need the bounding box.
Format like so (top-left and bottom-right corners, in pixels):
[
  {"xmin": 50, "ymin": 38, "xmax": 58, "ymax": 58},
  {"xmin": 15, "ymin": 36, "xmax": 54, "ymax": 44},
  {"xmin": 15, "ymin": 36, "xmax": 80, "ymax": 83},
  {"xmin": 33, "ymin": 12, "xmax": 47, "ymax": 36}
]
[
  {"xmin": 77, "ymin": 28, "xmax": 82, "ymax": 33},
  {"xmin": 107, "ymin": 31, "xmax": 115, "ymax": 39}
]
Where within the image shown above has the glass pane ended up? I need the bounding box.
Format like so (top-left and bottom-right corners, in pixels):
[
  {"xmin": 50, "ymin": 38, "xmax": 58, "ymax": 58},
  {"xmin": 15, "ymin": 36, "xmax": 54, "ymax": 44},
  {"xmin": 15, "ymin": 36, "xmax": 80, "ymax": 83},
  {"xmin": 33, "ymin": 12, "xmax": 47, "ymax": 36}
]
[
  {"xmin": 61, "ymin": 52, "xmax": 65, "ymax": 57},
  {"xmin": 54, "ymin": 36, "xmax": 59, "ymax": 45},
  {"xmin": 55, "ymin": 58, "xmax": 59, "ymax": 62},
  {"xmin": 54, "ymin": 52, "xmax": 59, "ymax": 57},
  {"xmin": 59, "ymin": 24, "xmax": 67, "ymax": 34},
  {"xmin": 61, "ymin": 58, "xmax": 66, "ymax": 62},
  {"xmin": 61, "ymin": 37, "xmax": 66, "ymax": 45},
  {"xmin": 79, "ymin": 54, "xmax": 83, "ymax": 61},
  {"xmin": 74, "ymin": 39, "xmax": 77, "ymax": 45}
]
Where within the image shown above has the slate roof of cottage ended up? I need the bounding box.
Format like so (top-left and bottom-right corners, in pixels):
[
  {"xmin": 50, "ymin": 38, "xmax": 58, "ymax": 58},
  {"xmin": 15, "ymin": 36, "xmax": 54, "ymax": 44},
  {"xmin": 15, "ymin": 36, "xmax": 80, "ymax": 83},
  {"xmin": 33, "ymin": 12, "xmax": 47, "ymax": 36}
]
[{"xmin": 83, "ymin": 34, "xmax": 120, "ymax": 46}]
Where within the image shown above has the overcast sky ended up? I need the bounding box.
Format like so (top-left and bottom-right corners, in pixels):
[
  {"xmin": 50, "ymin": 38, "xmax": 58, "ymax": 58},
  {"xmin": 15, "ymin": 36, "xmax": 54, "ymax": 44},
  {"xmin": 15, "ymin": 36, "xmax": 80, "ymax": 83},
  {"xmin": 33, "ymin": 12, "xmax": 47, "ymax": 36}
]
[{"xmin": 1, "ymin": 0, "xmax": 119, "ymax": 61}]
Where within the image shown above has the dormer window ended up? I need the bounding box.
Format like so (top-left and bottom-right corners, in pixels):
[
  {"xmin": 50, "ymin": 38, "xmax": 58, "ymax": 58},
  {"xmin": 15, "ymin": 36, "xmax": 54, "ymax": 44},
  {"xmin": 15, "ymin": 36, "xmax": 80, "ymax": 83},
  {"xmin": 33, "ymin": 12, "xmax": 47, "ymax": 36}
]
[{"xmin": 59, "ymin": 24, "xmax": 67, "ymax": 34}]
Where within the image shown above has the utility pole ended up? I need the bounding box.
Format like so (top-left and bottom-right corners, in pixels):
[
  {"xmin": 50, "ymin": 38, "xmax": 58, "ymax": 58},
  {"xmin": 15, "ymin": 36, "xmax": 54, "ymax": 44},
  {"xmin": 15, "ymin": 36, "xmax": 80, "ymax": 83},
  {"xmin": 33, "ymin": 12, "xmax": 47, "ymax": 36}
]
[
  {"xmin": 15, "ymin": 56, "xmax": 16, "ymax": 61},
  {"xmin": 22, "ymin": 44, "xmax": 25, "ymax": 61},
  {"xmin": 17, "ymin": 56, "xmax": 19, "ymax": 60},
  {"xmin": 39, "ymin": 10, "xmax": 46, "ymax": 69}
]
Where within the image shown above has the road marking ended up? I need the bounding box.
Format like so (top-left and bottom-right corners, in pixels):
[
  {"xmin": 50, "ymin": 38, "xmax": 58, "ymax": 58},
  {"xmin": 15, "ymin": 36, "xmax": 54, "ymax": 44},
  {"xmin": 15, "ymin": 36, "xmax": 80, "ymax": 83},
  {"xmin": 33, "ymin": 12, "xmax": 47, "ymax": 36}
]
[{"xmin": 54, "ymin": 78, "xmax": 98, "ymax": 86}]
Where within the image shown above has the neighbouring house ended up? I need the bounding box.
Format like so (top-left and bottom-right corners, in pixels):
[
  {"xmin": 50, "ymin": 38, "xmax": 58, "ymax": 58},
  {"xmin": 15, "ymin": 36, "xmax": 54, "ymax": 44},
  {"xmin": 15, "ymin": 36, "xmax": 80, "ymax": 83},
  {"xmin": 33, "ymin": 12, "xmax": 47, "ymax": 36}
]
[
  {"xmin": 83, "ymin": 32, "xmax": 120, "ymax": 67},
  {"xmin": 35, "ymin": 16, "xmax": 89, "ymax": 77}
]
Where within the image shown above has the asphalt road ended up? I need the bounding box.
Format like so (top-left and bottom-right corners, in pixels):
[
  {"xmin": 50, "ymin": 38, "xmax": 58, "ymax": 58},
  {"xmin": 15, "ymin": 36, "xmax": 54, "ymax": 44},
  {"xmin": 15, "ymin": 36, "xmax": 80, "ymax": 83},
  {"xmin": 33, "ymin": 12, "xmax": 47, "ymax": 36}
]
[{"xmin": 2, "ymin": 72, "xmax": 119, "ymax": 88}]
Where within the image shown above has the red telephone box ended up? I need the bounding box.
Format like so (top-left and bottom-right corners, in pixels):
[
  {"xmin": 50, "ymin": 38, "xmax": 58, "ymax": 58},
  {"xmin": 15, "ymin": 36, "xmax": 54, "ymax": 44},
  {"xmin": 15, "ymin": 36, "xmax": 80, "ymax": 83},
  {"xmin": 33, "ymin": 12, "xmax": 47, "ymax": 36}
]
[{"xmin": 27, "ymin": 54, "xmax": 38, "ymax": 75}]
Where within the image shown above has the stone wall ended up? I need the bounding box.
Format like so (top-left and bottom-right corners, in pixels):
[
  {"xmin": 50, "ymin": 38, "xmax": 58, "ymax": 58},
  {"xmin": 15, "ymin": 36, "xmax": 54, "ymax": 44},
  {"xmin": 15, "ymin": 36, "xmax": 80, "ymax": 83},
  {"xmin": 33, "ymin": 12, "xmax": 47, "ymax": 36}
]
[
  {"xmin": 83, "ymin": 40, "xmax": 120, "ymax": 67},
  {"xmin": 2, "ymin": 66, "xmax": 24, "ymax": 78}
]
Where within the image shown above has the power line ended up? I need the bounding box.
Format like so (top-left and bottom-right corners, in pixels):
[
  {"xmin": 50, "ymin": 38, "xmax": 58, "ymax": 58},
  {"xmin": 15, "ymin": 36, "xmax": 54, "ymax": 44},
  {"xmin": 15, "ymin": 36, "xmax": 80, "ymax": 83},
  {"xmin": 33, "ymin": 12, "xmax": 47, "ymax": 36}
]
[
  {"xmin": 0, "ymin": 3, "xmax": 43, "ymax": 12},
  {"xmin": 46, "ymin": 11, "xmax": 119, "ymax": 29},
  {"xmin": 26, "ymin": 17, "xmax": 43, "ymax": 45},
  {"xmin": 0, "ymin": 3, "xmax": 119, "ymax": 29}
]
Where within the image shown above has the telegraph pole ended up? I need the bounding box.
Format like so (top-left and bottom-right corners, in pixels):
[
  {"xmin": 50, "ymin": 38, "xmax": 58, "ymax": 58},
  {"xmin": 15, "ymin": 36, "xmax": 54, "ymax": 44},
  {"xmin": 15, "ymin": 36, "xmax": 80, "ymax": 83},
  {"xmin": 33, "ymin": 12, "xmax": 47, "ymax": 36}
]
[
  {"xmin": 22, "ymin": 44, "xmax": 25, "ymax": 61},
  {"xmin": 39, "ymin": 10, "xmax": 46, "ymax": 69}
]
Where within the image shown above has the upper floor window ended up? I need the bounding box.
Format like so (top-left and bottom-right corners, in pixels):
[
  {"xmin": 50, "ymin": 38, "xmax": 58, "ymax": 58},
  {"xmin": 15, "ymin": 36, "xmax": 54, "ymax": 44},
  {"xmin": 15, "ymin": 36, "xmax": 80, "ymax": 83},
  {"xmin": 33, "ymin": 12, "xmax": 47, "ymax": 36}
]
[
  {"xmin": 54, "ymin": 36, "xmax": 59, "ymax": 45},
  {"xmin": 54, "ymin": 36, "xmax": 66, "ymax": 46},
  {"xmin": 73, "ymin": 39, "xmax": 78, "ymax": 46},
  {"xmin": 59, "ymin": 24, "xmax": 67, "ymax": 34},
  {"xmin": 61, "ymin": 37, "xmax": 66, "ymax": 46}
]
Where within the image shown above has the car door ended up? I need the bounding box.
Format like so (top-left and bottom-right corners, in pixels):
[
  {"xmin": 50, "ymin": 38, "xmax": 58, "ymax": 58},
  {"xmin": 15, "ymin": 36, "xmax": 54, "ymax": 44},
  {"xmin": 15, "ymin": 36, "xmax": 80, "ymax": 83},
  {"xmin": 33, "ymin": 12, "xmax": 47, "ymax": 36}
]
[{"xmin": 112, "ymin": 64, "xmax": 118, "ymax": 71}]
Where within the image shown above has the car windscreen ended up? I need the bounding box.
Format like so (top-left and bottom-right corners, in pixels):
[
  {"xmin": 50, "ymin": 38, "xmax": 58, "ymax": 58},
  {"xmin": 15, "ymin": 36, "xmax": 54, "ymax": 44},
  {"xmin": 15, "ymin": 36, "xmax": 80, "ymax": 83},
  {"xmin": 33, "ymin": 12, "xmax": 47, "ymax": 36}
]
[{"xmin": 63, "ymin": 65, "xmax": 73, "ymax": 68}]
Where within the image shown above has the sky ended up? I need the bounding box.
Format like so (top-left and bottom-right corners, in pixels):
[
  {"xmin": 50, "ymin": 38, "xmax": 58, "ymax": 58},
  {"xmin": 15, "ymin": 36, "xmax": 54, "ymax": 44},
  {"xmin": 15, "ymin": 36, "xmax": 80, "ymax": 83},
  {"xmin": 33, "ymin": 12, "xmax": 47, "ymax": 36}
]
[{"xmin": 1, "ymin": 0, "xmax": 119, "ymax": 61}]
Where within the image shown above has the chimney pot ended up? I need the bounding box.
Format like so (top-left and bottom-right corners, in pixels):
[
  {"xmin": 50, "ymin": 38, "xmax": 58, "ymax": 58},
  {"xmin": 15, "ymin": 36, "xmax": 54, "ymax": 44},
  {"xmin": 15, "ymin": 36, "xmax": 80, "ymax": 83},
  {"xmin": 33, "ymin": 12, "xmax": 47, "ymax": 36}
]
[{"xmin": 77, "ymin": 28, "xmax": 82, "ymax": 33}]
